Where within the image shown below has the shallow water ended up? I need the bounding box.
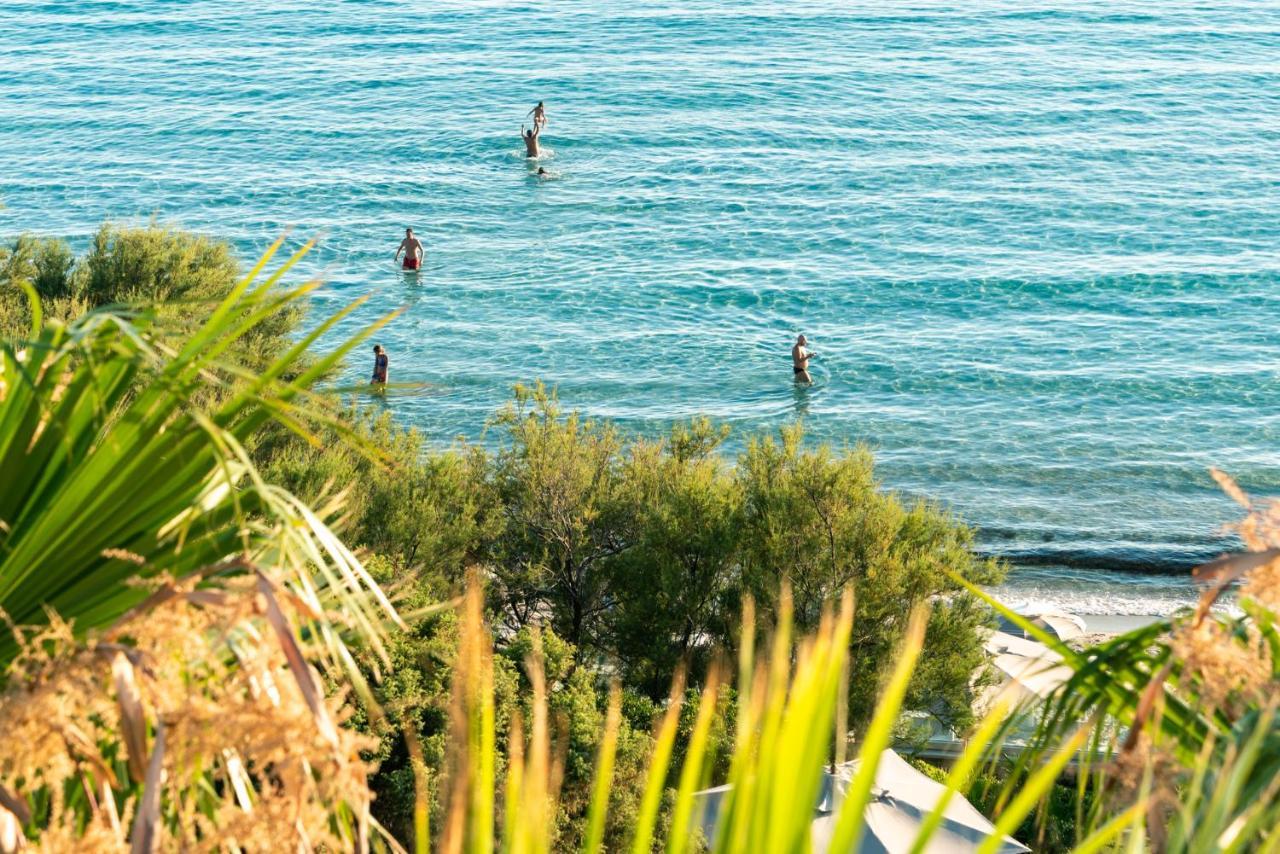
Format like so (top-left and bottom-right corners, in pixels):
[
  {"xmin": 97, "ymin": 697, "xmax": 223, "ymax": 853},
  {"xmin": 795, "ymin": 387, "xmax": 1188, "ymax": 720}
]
[{"xmin": 5, "ymin": 0, "xmax": 1280, "ymax": 614}]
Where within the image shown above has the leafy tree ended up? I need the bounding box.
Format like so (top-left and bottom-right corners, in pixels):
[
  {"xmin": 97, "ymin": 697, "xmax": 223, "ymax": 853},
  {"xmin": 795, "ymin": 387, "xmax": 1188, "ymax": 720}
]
[
  {"xmin": 609, "ymin": 418, "xmax": 742, "ymax": 695},
  {"xmin": 488, "ymin": 383, "xmax": 628, "ymax": 649},
  {"xmin": 735, "ymin": 423, "xmax": 1002, "ymax": 731}
]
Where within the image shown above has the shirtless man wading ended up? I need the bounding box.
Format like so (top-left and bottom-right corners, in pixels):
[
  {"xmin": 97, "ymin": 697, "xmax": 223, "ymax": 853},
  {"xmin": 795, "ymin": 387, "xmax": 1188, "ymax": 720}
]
[
  {"xmin": 792, "ymin": 334, "xmax": 817, "ymax": 383},
  {"xmin": 521, "ymin": 123, "xmax": 541, "ymax": 158},
  {"xmin": 395, "ymin": 228, "xmax": 423, "ymax": 270}
]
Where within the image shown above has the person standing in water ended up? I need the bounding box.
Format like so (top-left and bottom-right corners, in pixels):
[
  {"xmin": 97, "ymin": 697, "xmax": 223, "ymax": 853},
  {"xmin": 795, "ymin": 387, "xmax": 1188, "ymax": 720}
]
[
  {"xmin": 395, "ymin": 228, "xmax": 423, "ymax": 271},
  {"xmin": 371, "ymin": 345, "xmax": 389, "ymax": 386},
  {"xmin": 527, "ymin": 100, "xmax": 547, "ymax": 128},
  {"xmin": 521, "ymin": 123, "xmax": 542, "ymax": 158},
  {"xmin": 792, "ymin": 334, "xmax": 817, "ymax": 383}
]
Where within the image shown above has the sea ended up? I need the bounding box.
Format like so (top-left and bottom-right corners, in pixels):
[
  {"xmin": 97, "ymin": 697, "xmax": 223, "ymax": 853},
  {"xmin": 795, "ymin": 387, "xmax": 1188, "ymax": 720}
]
[{"xmin": 5, "ymin": 0, "xmax": 1279, "ymax": 617}]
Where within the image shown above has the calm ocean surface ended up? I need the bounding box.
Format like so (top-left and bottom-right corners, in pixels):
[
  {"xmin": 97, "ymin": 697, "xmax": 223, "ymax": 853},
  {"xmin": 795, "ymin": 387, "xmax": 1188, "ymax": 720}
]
[{"xmin": 5, "ymin": 0, "xmax": 1280, "ymax": 614}]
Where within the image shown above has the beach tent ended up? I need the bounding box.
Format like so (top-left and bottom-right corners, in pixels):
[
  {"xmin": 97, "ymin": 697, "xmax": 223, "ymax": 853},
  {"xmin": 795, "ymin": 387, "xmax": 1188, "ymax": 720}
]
[{"xmin": 692, "ymin": 749, "xmax": 1029, "ymax": 853}]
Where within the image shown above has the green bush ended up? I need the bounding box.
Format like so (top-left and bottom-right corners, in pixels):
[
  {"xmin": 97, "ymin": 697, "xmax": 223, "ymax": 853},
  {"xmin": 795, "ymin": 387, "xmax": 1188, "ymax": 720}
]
[
  {"xmin": 0, "ymin": 235, "xmax": 82, "ymax": 337},
  {"xmin": 609, "ymin": 418, "xmax": 741, "ymax": 695},
  {"xmin": 1, "ymin": 223, "xmax": 303, "ymax": 370},
  {"xmin": 80, "ymin": 221, "xmax": 236, "ymax": 305},
  {"xmin": 487, "ymin": 383, "xmax": 629, "ymax": 650}
]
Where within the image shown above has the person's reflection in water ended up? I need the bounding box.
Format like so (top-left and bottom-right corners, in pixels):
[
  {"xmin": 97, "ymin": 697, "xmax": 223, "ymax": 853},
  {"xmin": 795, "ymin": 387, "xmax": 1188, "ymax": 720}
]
[{"xmin": 792, "ymin": 382, "xmax": 812, "ymax": 418}]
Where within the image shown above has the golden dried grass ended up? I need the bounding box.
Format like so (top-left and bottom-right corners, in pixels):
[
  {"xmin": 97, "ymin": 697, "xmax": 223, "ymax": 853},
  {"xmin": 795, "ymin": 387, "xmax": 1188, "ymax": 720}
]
[{"xmin": 0, "ymin": 570, "xmax": 382, "ymax": 853}]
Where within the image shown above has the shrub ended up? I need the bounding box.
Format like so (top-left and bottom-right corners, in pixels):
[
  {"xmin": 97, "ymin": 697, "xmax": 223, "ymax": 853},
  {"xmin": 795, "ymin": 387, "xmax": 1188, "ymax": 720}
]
[
  {"xmin": 1, "ymin": 223, "xmax": 303, "ymax": 372},
  {"xmin": 735, "ymin": 424, "xmax": 1002, "ymax": 732}
]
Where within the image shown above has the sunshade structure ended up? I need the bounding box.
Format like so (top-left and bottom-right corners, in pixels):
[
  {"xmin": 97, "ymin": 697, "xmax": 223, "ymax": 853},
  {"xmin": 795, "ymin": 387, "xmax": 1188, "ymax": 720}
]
[
  {"xmin": 692, "ymin": 749, "xmax": 1029, "ymax": 853},
  {"xmin": 995, "ymin": 609, "xmax": 1086, "ymax": 642},
  {"xmin": 980, "ymin": 631, "xmax": 1074, "ymax": 714}
]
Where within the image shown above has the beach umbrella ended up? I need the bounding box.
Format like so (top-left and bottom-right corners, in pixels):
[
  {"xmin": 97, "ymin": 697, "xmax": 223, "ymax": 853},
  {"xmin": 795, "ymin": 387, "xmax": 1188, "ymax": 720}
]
[
  {"xmin": 693, "ymin": 749, "xmax": 1029, "ymax": 853},
  {"xmin": 996, "ymin": 609, "xmax": 1086, "ymax": 642},
  {"xmin": 1030, "ymin": 610, "xmax": 1086, "ymax": 642},
  {"xmin": 980, "ymin": 631, "xmax": 1073, "ymax": 712}
]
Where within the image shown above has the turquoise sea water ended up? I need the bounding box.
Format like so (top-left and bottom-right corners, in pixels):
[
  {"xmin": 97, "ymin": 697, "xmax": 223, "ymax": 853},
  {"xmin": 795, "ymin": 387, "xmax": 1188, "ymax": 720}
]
[{"xmin": 5, "ymin": 0, "xmax": 1280, "ymax": 614}]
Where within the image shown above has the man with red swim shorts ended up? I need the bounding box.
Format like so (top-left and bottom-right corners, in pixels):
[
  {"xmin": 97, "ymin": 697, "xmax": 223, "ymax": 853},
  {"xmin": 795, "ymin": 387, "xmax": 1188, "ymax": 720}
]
[{"xmin": 395, "ymin": 227, "xmax": 424, "ymax": 270}]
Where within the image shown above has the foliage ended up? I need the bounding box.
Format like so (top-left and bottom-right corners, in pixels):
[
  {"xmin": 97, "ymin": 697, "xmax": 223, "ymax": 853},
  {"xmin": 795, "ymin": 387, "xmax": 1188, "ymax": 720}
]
[
  {"xmin": 257, "ymin": 409, "xmax": 498, "ymax": 595},
  {"xmin": 433, "ymin": 581, "xmax": 1088, "ymax": 854},
  {"xmin": 487, "ymin": 384, "xmax": 628, "ymax": 650},
  {"xmin": 0, "ymin": 237, "xmax": 390, "ymax": 664},
  {"xmin": 735, "ymin": 424, "xmax": 1002, "ymax": 732},
  {"xmin": 355, "ymin": 572, "xmax": 655, "ymax": 852},
  {"xmin": 0, "ymin": 242, "xmax": 402, "ymax": 849},
  {"xmin": 478, "ymin": 384, "xmax": 1001, "ymax": 732},
  {"xmin": 963, "ymin": 469, "xmax": 1280, "ymax": 853},
  {"xmin": 0, "ymin": 223, "xmax": 303, "ymax": 371},
  {"xmin": 609, "ymin": 419, "xmax": 741, "ymax": 696},
  {"xmin": 255, "ymin": 380, "xmax": 1004, "ymax": 845}
]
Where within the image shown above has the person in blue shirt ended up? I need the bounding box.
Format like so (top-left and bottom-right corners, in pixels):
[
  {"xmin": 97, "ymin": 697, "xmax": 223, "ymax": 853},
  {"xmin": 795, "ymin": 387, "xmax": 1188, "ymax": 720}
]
[{"xmin": 371, "ymin": 345, "xmax": 389, "ymax": 385}]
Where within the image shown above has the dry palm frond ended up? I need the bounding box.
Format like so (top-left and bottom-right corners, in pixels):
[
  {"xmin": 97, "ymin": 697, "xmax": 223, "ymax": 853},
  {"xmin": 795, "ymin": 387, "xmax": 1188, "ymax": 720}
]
[{"xmin": 0, "ymin": 571, "xmax": 387, "ymax": 852}]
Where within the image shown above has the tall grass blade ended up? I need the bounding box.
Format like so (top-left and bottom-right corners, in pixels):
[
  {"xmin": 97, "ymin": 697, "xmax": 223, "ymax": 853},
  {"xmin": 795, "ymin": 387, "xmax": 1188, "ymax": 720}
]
[
  {"xmin": 581, "ymin": 686, "xmax": 622, "ymax": 854},
  {"xmin": 977, "ymin": 724, "xmax": 1091, "ymax": 854},
  {"xmin": 827, "ymin": 605, "xmax": 928, "ymax": 854},
  {"xmin": 666, "ymin": 668, "xmax": 722, "ymax": 854},
  {"xmin": 1072, "ymin": 801, "xmax": 1149, "ymax": 854},
  {"xmin": 630, "ymin": 670, "xmax": 687, "ymax": 854}
]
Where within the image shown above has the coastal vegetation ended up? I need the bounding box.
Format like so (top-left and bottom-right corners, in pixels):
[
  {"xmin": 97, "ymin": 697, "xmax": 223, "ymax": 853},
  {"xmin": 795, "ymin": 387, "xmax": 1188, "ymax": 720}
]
[
  {"xmin": 0, "ymin": 233, "xmax": 399, "ymax": 848},
  {"xmin": 1, "ymin": 225, "xmax": 1278, "ymax": 852}
]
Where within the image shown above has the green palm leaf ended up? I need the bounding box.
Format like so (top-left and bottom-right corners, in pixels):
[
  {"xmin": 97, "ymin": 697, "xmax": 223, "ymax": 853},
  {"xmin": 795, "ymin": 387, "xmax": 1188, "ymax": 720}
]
[{"xmin": 0, "ymin": 243, "xmax": 401, "ymax": 674}]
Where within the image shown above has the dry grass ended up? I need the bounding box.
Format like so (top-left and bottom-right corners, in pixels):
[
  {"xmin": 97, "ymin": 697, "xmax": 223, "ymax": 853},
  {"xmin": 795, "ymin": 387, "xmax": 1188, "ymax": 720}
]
[{"xmin": 0, "ymin": 569, "xmax": 382, "ymax": 852}]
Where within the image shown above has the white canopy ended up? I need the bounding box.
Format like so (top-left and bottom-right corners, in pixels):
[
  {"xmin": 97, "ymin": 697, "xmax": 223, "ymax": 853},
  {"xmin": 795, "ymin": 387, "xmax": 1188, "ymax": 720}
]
[
  {"xmin": 1030, "ymin": 610, "xmax": 1086, "ymax": 642},
  {"xmin": 693, "ymin": 749, "xmax": 1029, "ymax": 853},
  {"xmin": 981, "ymin": 630, "xmax": 1074, "ymax": 711},
  {"xmin": 997, "ymin": 609, "xmax": 1086, "ymax": 643}
]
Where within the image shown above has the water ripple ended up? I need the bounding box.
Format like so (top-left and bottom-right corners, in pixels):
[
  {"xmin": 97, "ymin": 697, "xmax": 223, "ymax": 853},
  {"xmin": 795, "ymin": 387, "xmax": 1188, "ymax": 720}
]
[{"xmin": 4, "ymin": 0, "xmax": 1280, "ymax": 612}]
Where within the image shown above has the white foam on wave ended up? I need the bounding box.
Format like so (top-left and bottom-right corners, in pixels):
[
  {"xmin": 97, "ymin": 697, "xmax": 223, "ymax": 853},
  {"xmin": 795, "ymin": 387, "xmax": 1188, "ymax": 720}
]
[{"xmin": 990, "ymin": 564, "xmax": 1241, "ymax": 617}]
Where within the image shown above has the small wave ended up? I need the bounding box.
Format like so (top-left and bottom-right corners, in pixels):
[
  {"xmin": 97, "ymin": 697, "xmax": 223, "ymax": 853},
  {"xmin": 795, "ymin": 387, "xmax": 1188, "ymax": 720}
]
[{"xmin": 983, "ymin": 545, "xmax": 1224, "ymax": 575}]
